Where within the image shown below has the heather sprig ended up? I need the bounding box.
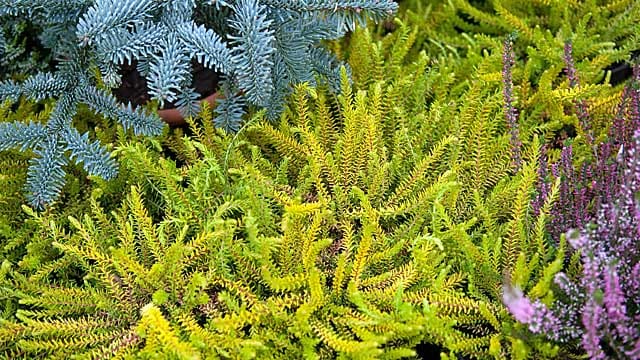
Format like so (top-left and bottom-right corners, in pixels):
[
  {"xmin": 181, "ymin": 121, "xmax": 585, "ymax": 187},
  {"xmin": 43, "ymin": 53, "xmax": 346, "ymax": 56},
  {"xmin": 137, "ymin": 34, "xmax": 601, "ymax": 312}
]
[
  {"xmin": 563, "ymin": 40, "xmax": 592, "ymax": 145},
  {"xmin": 535, "ymin": 64, "xmax": 640, "ymax": 243},
  {"xmin": 611, "ymin": 64, "xmax": 640, "ymax": 148},
  {"xmin": 502, "ymin": 284, "xmax": 564, "ymax": 342},
  {"xmin": 547, "ymin": 144, "xmax": 594, "ymax": 241},
  {"xmin": 531, "ymin": 143, "xmax": 549, "ymax": 217},
  {"xmin": 502, "ymin": 33, "xmax": 522, "ymax": 170},
  {"xmin": 505, "ymin": 129, "xmax": 640, "ymax": 359}
]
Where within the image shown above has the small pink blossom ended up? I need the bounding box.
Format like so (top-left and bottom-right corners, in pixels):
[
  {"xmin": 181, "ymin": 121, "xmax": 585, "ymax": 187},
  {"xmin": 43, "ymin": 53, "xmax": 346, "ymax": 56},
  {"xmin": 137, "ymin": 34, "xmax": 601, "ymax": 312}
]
[{"xmin": 503, "ymin": 284, "xmax": 534, "ymax": 323}]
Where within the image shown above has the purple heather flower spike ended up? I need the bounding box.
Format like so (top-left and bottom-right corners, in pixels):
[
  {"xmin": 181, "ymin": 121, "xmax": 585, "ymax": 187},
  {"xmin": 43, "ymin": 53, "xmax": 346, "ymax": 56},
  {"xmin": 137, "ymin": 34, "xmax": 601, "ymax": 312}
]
[
  {"xmin": 532, "ymin": 144, "xmax": 549, "ymax": 217},
  {"xmin": 503, "ymin": 284, "xmax": 534, "ymax": 323},
  {"xmin": 502, "ymin": 35, "xmax": 522, "ymax": 170},
  {"xmin": 563, "ymin": 41, "xmax": 592, "ymax": 143},
  {"xmin": 603, "ymin": 266, "xmax": 633, "ymax": 343},
  {"xmin": 503, "ymin": 283, "xmax": 564, "ymax": 342},
  {"xmin": 627, "ymin": 340, "xmax": 640, "ymax": 359}
]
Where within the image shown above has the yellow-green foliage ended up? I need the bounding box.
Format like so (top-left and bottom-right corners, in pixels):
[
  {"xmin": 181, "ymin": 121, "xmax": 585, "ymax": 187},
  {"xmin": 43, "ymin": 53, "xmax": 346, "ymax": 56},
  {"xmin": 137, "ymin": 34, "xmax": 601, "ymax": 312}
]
[
  {"xmin": 246, "ymin": 74, "xmax": 511, "ymax": 355},
  {"xmin": 335, "ymin": 17, "xmax": 584, "ymax": 358},
  {"xmin": 375, "ymin": 1, "xmax": 639, "ymax": 159},
  {"xmin": 247, "ymin": 83, "xmax": 555, "ymax": 358},
  {"xmin": 0, "ymin": 112, "xmax": 479, "ymax": 359},
  {"xmin": 0, "ymin": 98, "xmax": 155, "ymax": 342},
  {"xmin": 397, "ymin": 0, "xmax": 639, "ymax": 57}
]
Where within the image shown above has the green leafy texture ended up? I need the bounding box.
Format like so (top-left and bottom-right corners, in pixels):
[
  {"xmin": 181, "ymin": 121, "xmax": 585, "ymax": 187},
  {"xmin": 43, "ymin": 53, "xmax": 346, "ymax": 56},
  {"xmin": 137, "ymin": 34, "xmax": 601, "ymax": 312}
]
[
  {"xmin": 335, "ymin": 14, "xmax": 596, "ymax": 358},
  {"xmin": 0, "ymin": 76, "xmax": 482, "ymax": 358},
  {"xmin": 0, "ymin": 99, "xmax": 149, "ymax": 346}
]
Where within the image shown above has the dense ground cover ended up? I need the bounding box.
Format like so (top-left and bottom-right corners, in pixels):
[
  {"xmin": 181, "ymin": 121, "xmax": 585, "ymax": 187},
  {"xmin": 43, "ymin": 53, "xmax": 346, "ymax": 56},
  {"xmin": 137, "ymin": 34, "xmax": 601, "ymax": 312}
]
[{"xmin": 0, "ymin": 0, "xmax": 639, "ymax": 359}]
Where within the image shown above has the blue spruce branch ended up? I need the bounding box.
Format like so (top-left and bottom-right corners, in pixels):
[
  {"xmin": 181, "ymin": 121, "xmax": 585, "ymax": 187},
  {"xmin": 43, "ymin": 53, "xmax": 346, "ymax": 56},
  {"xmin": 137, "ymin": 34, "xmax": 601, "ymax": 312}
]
[
  {"xmin": 0, "ymin": 80, "xmax": 20, "ymax": 102},
  {"xmin": 228, "ymin": 0, "xmax": 276, "ymax": 107},
  {"xmin": 175, "ymin": 87, "xmax": 202, "ymax": 119},
  {"xmin": 21, "ymin": 73, "xmax": 69, "ymax": 102},
  {"xmin": 148, "ymin": 35, "xmax": 192, "ymax": 107},
  {"xmin": 96, "ymin": 24, "xmax": 167, "ymax": 66},
  {"xmin": 214, "ymin": 80, "xmax": 246, "ymax": 133},
  {"xmin": 76, "ymin": 0, "xmax": 158, "ymax": 45},
  {"xmin": 77, "ymin": 86, "xmax": 164, "ymax": 136},
  {"xmin": 0, "ymin": 122, "xmax": 48, "ymax": 152},
  {"xmin": 64, "ymin": 127, "xmax": 118, "ymax": 179},
  {"xmin": 47, "ymin": 93, "xmax": 79, "ymax": 133},
  {"xmin": 176, "ymin": 22, "xmax": 233, "ymax": 73},
  {"xmin": 25, "ymin": 136, "xmax": 68, "ymax": 209}
]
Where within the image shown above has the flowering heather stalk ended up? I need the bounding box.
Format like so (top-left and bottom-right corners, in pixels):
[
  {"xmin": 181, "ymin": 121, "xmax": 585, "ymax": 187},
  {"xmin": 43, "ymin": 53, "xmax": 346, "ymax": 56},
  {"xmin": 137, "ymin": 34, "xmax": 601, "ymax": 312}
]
[
  {"xmin": 570, "ymin": 228, "xmax": 608, "ymax": 360},
  {"xmin": 612, "ymin": 85, "xmax": 633, "ymax": 143},
  {"xmin": 506, "ymin": 130, "xmax": 640, "ymax": 359},
  {"xmin": 502, "ymin": 35, "xmax": 522, "ymax": 170},
  {"xmin": 610, "ymin": 67, "xmax": 640, "ymax": 149},
  {"xmin": 502, "ymin": 284, "xmax": 563, "ymax": 342},
  {"xmin": 536, "ymin": 64, "xmax": 640, "ymax": 243},
  {"xmin": 532, "ymin": 144, "xmax": 550, "ymax": 217},
  {"xmin": 547, "ymin": 145, "xmax": 593, "ymax": 241},
  {"xmin": 632, "ymin": 64, "xmax": 640, "ymax": 130},
  {"xmin": 591, "ymin": 142, "xmax": 622, "ymax": 212},
  {"xmin": 563, "ymin": 41, "xmax": 593, "ymax": 144}
]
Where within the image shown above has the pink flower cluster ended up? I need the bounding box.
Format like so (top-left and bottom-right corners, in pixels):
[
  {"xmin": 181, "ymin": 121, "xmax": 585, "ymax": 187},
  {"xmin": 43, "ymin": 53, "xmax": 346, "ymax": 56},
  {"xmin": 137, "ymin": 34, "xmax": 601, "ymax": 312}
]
[{"xmin": 508, "ymin": 59, "xmax": 640, "ymax": 358}]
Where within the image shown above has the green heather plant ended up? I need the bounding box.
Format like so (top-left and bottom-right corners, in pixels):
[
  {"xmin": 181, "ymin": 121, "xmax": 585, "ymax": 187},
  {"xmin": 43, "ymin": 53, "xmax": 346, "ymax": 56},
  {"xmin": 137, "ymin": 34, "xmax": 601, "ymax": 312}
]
[
  {"xmin": 384, "ymin": 3, "xmax": 640, "ymax": 357},
  {"xmin": 2, "ymin": 12, "xmax": 626, "ymax": 359},
  {"xmin": 0, "ymin": 94, "xmax": 479, "ymax": 358},
  {"xmin": 245, "ymin": 24, "xmax": 572, "ymax": 358},
  {"xmin": 398, "ymin": 0, "xmax": 640, "ymax": 56},
  {"xmin": 0, "ymin": 20, "xmax": 535, "ymax": 355}
]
